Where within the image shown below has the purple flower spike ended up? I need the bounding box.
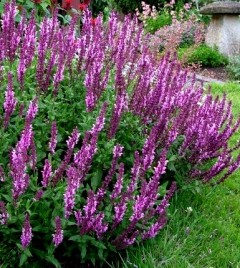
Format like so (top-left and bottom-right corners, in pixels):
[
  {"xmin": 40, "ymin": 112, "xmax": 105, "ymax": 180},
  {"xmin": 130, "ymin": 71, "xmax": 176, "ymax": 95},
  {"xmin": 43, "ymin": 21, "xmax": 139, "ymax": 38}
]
[
  {"xmin": 66, "ymin": 128, "xmax": 80, "ymax": 150},
  {"xmin": 113, "ymin": 200, "xmax": 127, "ymax": 226},
  {"xmin": 3, "ymin": 72, "xmax": 17, "ymax": 129},
  {"xmin": 93, "ymin": 212, "xmax": 108, "ymax": 238},
  {"xmin": 142, "ymin": 215, "xmax": 167, "ymax": 240},
  {"xmin": 25, "ymin": 98, "xmax": 38, "ymax": 126},
  {"xmin": 74, "ymin": 210, "xmax": 83, "ymax": 226},
  {"xmin": 113, "ymin": 144, "xmax": 124, "ymax": 158},
  {"xmin": 49, "ymin": 121, "xmax": 58, "ymax": 154},
  {"xmin": 10, "ymin": 124, "xmax": 33, "ymax": 200},
  {"xmin": 52, "ymin": 216, "xmax": 63, "ymax": 247},
  {"xmin": 29, "ymin": 133, "xmax": 37, "ymax": 170},
  {"xmin": 2, "ymin": 1, "xmax": 20, "ymax": 62},
  {"xmin": 21, "ymin": 214, "xmax": 33, "ymax": 249},
  {"xmin": 41, "ymin": 159, "xmax": 52, "ymax": 188},
  {"xmin": 111, "ymin": 163, "xmax": 124, "ymax": 199},
  {"xmin": 0, "ymin": 166, "xmax": 5, "ymax": 182},
  {"xmin": 108, "ymin": 92, "xmax": 127, "ymax": 139},
  {"xmin": 64, "ymin": 166, "xmax": 80, "ymax": 218},
  {"xmin": 53, "ymin": 128, "xmax": 80, "ymax": 186},
  {"xmin": 17, "ymin": 11, "xmax": 36, "ymax": 87},
  {"xmin": 33, "ymin": 189, "xmax": 44, "ymax": 201},
  {"xmin": 0, "ymin": 201, "xmax": 9, "ymax": 225}
]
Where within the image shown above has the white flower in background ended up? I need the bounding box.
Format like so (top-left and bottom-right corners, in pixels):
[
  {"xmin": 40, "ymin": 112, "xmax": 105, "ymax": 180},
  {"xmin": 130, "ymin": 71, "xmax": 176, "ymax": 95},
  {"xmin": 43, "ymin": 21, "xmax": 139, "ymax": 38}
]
[{"xmin": 186, "ymin": 207, "xmax": 193, "ymax": 213}]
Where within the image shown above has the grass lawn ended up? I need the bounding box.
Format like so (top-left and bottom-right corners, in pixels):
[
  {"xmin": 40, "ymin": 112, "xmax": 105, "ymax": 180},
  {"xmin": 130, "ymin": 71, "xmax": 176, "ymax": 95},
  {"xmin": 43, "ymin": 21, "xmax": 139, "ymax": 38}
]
[{"xmin": 115, "ymin": 82, "xmax": 240, "ymax": 268}]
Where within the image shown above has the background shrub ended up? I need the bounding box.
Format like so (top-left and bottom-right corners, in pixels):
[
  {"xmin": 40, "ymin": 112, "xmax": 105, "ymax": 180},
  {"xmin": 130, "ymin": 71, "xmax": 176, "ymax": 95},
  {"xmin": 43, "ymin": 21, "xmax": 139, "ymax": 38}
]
[
  {"xmin": 227, "ymin": 56, "xmax": 240, "ymax": 81},
  {"xmin": 144, "ymin": 12, "xmax": 171, "ymax": 34},
  {"xmin": 94, "ymin": 0, "xmax": 192, "ymax": 15},
  {"xmin": 178, "ymin": 44, "xmax": 228, "ymax": 67},
  {"xmin": 144, "ymin": 0, "xmax": 206, "ymax": 54}
]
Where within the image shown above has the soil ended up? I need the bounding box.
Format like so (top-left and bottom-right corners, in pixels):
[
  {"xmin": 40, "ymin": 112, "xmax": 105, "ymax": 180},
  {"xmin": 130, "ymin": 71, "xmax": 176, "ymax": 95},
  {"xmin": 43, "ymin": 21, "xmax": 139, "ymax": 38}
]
[{"xmin": 197, "ymin": 66, "xmax": 231, "ymax": 82}]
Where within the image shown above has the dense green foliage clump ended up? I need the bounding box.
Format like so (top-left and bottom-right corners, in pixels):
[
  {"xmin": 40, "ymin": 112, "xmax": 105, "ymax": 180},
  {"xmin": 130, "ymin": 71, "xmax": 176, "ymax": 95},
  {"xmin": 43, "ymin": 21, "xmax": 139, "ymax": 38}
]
[
  {"xmin": 144, "ymin": 12, "xmax": 172, "ymax": 34},
  {"xmin": 227, "ymin": 56, "xmax": 240, "ymax": 81},
  {"xmin": 178, "ymin": 44, "xmax": 228, "ymax": 67}
]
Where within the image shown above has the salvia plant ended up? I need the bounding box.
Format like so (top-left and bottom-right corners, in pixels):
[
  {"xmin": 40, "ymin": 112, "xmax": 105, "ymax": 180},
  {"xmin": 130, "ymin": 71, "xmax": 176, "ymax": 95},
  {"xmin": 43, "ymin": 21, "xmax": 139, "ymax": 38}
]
[{"xmin": 0, "ymin": 1, "xmax": 239, "ymax": 267}]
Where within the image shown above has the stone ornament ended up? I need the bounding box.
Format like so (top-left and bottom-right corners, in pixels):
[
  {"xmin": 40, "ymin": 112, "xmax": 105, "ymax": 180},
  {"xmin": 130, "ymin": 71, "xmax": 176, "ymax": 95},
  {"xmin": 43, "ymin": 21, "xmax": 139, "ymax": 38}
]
[{"xmin": 200, "ymin": 1, "xmax": 240, "ymax": 56}]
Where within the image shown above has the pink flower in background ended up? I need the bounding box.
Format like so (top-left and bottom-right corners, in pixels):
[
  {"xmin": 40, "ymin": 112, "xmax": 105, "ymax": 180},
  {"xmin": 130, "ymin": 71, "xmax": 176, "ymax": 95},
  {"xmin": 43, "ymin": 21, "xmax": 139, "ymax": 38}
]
[
  {"xmin": 79, "ymin": 3, "xmax": 87, "ymax": 11},
  {"xmin": 62, "ymin": 0, "xmax": 72, "ymax": 10}
]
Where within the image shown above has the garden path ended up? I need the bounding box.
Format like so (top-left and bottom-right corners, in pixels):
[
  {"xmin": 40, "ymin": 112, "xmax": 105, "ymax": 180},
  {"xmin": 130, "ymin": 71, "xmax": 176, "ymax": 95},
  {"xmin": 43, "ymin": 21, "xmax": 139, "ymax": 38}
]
[{"xmin": 195, "ymin": 74, "xmax": 225, "ymax": 84}]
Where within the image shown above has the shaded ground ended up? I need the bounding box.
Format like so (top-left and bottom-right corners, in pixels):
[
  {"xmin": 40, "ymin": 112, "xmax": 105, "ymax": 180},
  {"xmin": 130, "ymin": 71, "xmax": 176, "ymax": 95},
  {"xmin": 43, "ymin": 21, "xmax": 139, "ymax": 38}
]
[{"xmin": 198, "ymin": 66, "xmax": 231, "ymax": 82}]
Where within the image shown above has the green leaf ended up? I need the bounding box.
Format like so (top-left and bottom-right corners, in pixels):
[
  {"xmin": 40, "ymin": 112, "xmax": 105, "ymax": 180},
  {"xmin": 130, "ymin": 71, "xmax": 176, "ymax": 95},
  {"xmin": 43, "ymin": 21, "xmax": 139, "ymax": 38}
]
[
  {"xmin": 15, "ymin": 14, "xmax": 22, "ymax": 23},
  {"xmin": 25, "ymin": 199, "xmax": 31, "ymax": 210},
  {"xmin": 32, "ymin": 248, "xmax": 46, "ymax": 259},
  {"xmin": 2, "ymin": 194, "xmax": 12, "ymax": 203},
  {"xmin": 16, "ymin": 243, "xmax": 23, "ymax": 251},
  {"xmin": 48, "ymin": 244, "xmax": 55, "ymax": 255},
  {"xmin": 19, "ymin": 253, "xmax": 28, "ymax": 267},
  {"xmin": 90, "ymin": 256, "xmax": 96, "ymax": 266},
  {"xmin": 46, "ymin": 255, "xmax": 61, "ymax": 268},
  {"xmin": 69, "ymin": 235, "xmax": 82, "ymax": 242},
  {"xmin": 67, "ymin": 221, "xmax": 76, "ymax": 226},
  {"xmin": 169, "ymin": 155, "xmax": 177, "ymax": 162},
  {"xmin": 40, "ymin": 2, "xmax": 49, "ymax": 10},
  {"xmin": 91, "ymin": 169, "xmax": 103, "ymax": 191},
  {"xmin": 168, "ymin": 162, "xmax": 177, "ymax": 172},
  {"xmin": 26, "ymin": 1, "xmax": 34, "ymax": 9},
  {"xmin": 98, "ymin": 248, "xmax": 104, "ymax": 260},
  {"xmin": 32, "ymin": 225, "xmax": 48, "ymax": 232},
  {"xmin": 81, "ymin": 244, "xmax": 87, "ymax": 260},
  {"xmin": 90, "ymin": 239, "xmax": 107, "ymax": 249},
  {"xmin": 24, "ymin": 248, "xmax": 32, "ymax": 257}
]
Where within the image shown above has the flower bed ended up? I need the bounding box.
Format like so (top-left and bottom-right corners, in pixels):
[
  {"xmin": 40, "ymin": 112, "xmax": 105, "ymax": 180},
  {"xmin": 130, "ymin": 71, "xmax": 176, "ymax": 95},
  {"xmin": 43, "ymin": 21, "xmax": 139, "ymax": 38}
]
[{"xmin": 0, "ymin": 1, "xmax": 239, "ymax": 266}]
